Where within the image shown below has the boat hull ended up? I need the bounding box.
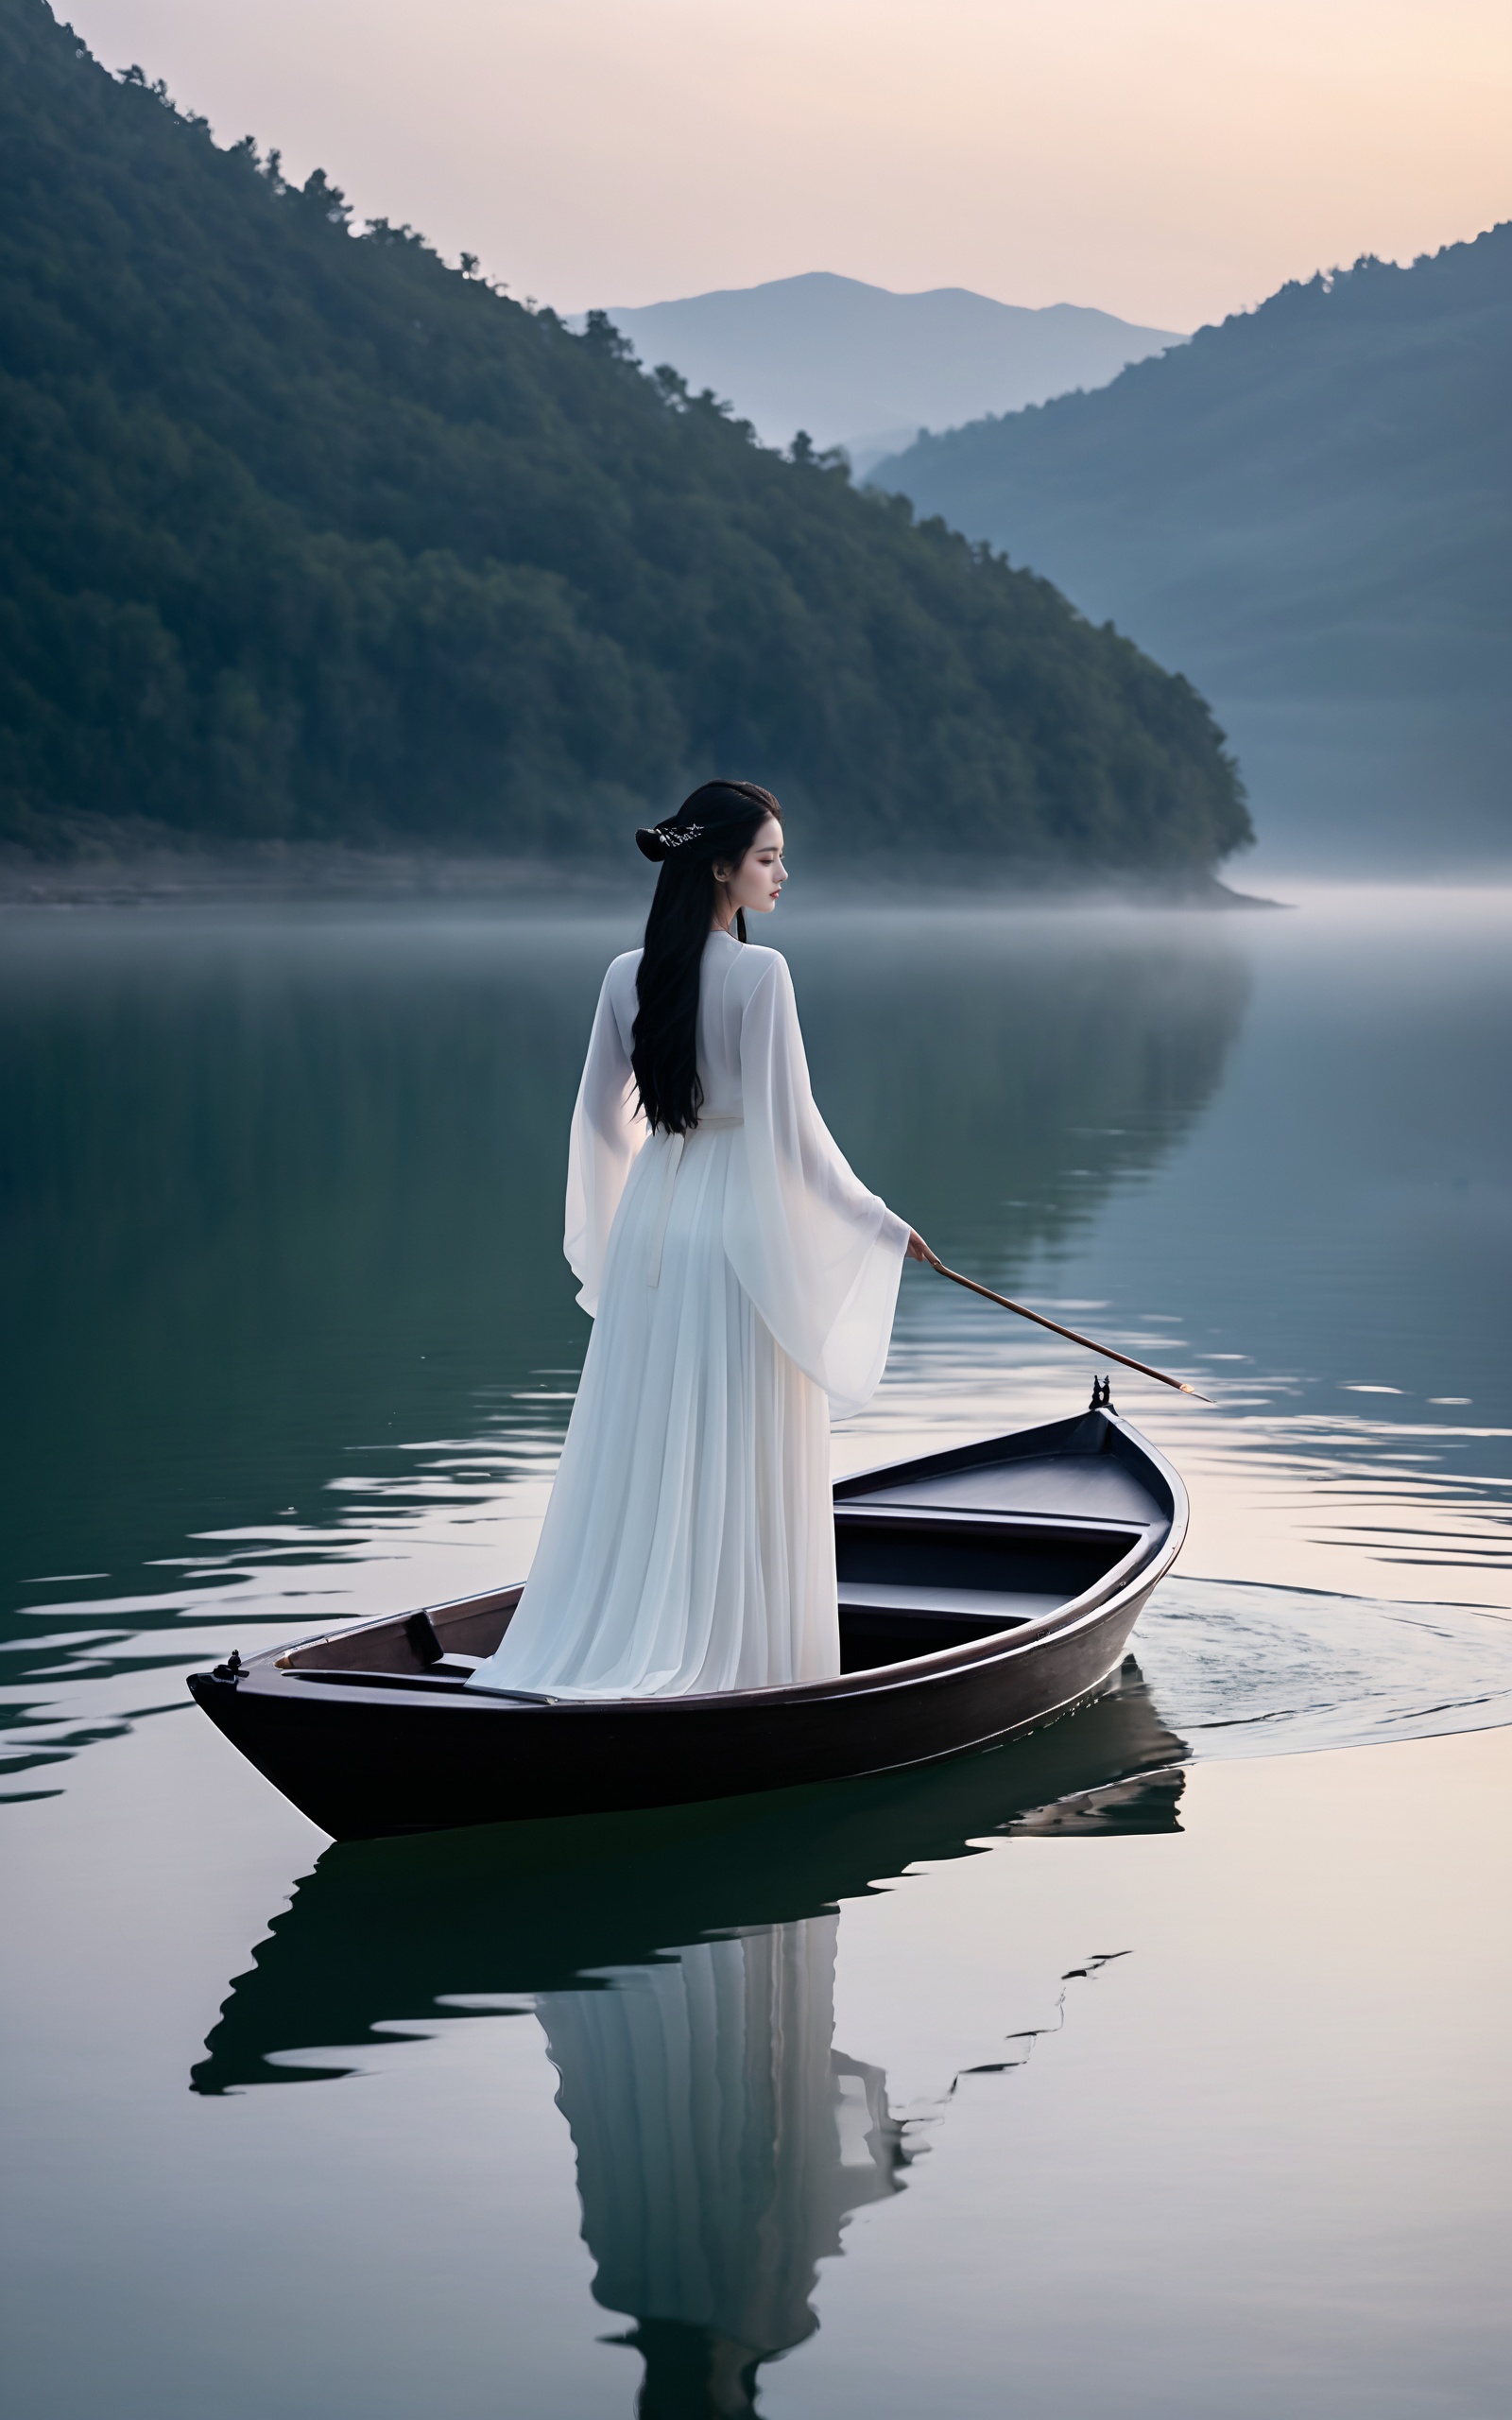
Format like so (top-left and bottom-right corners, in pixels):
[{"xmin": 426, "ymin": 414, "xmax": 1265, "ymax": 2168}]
[{"xmin": 190, "ymin": 1584, "xmax": 1151, "ymax": 1840}]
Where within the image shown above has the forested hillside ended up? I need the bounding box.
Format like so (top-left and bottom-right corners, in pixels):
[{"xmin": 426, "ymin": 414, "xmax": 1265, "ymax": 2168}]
[
  {"xmin": 0, "ymin": 0, "xmax": 1248, "ymax": 870},
  {"xmin": 874, "ymin": 229, "xmax": 1511, "ymax": 863}
]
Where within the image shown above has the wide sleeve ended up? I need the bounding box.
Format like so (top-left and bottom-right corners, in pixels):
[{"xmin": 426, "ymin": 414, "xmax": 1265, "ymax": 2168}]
[
  {"xmin": 726, "ymin": 952, "xmax": 910, "ymax": 1420},
  {"xmin": 563, "ymin": 956, "xmax": 645, "ymax": 1316}
]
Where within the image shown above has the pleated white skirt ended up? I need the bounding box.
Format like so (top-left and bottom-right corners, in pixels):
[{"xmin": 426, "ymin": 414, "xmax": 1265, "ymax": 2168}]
[{"xmin": 472, "ymin": 1122, "xmax": 840, "ymax": 1697}]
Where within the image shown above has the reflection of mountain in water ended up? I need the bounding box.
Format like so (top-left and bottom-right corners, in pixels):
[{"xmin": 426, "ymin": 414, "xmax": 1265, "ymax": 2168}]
[
  {"xmin": 193, "ymin": 1680, "xmax": 1184, "ymax": 2413},
  {"xmin": 0, "ymin": 912, "xmax": 615, "ymax": 1600},
  {"xmin": 788, "ymin": 913, "xmax": 1249, "ymax": 1274}
]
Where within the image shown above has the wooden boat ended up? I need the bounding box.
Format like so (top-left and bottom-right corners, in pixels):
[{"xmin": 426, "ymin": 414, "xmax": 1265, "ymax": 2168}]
[{"xmin": 188, "ymin": 1389, "xmax": 1187, "ymax": 1841}]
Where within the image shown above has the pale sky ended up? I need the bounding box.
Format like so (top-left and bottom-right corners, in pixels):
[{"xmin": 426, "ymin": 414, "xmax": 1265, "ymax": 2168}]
[{"xmin": 60, "ymin": 0, "xmax": 1511, "ymax": 328}]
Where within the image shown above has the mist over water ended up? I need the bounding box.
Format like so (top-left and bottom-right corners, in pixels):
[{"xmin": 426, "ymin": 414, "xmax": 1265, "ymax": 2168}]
[{"xmin": 3, "ymin": 884, "xmax": 1509, "ymax": 2417}]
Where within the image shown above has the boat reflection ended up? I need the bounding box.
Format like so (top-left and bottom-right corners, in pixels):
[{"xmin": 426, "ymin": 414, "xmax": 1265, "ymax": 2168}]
[{"xmin": 194, "ymin": 1673, "xmax": 1186, "ymax": 2415}]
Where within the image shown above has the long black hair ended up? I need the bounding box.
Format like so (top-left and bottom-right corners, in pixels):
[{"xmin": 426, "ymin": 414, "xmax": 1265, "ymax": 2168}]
[{"xmin": 630, "ymin": 780, "xmax": 782, "ymax": 1134}]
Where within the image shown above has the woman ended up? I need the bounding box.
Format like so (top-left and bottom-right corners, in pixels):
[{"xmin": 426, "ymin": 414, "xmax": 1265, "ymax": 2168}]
[{"xmin": 470, "ymin": 780, "xmax": 927, "ymax": 1699}]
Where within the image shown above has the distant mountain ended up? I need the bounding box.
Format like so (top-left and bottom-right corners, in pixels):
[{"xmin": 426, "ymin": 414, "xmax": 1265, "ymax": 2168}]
[
  {"xmin": 0, "ymin": 0, "xmax": 1247, "ymax": 873},
  {"xmin": 600, "ymin": 273, "xmax": 1184, "ymax": 472},
  {"xmin": 871, "ymin": 230, "xmax": 1512, "ymax": 867}
]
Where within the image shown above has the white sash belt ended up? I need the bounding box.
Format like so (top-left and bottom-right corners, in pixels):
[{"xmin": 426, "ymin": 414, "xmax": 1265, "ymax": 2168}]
[{"xmin": 646, "ymin": 1114, "xmax": 743, "ymax": 1286}]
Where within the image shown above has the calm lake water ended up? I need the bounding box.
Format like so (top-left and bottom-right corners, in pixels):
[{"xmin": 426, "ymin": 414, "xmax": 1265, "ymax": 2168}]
[{"xmin": 3, "ymin": 885, "xmax": 1510, "ymax": 2417}]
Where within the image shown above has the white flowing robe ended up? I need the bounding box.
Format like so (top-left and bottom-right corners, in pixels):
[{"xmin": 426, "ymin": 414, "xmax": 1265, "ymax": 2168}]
[{"xmin": 469, "ymin": 930, "xmax": 909, "ymax": 1696}]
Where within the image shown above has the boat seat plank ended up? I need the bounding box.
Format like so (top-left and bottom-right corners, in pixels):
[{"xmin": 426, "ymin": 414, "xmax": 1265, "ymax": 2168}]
[{"xmin": 839, "ymin": 1582, "xmax": 1058, "ymax": 1625}]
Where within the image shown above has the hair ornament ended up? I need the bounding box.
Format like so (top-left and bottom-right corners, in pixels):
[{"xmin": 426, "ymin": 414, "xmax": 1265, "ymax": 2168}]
[
  {"xmin": 634, "ymin": 819, "xmax": 706, "ymax": 861},
  {"xmin": 634, "ymin": 780, "xmax": 780, "ymax": 864}
]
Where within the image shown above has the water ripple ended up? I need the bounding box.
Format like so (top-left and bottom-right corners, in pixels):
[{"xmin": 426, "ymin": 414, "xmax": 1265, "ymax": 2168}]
[{"xmin": 1136, "ymin": 1575, "xmax": 1512, "ymax": 1757}]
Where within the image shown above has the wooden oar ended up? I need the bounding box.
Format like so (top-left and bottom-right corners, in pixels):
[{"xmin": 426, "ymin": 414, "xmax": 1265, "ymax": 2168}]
[{"xmin": 918, "ymin": 1246, "xmax": 1211, "ymax": 1401}]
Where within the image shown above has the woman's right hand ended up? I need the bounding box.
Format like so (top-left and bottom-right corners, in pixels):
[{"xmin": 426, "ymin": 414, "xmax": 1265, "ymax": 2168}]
[{"xmin": 905, "ymin": 1229, "xmax": 935, "ymax": 1265}]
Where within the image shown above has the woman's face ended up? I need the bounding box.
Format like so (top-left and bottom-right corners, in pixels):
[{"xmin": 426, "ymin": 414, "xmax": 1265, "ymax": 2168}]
[{"xmin": 717, "ymin": 817, "xmax": 787, "ymax": 916}]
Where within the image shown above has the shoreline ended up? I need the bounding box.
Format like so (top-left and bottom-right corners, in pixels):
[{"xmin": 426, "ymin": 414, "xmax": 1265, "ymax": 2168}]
[{"xmin": 0, "ymin": 838, "xmax": 1282, "ymax": 912}]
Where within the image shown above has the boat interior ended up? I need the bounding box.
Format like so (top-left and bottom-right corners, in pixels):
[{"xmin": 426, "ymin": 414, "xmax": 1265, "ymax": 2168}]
[
  {"xmin": 832, "ymin": 1442, "xmax": 1166, "ymax": 1669},
  {"xmin": 268, "ymin": 1430, "xmax": 1171, "ymax": 1691}
]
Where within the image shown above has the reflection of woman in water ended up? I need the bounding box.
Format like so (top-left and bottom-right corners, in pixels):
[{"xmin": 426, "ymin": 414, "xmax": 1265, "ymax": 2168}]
[
  {"xmin": 538, "ymin": 1917, "xmax": 906, "ymax": 2417},
  {"xmin": 472, "ymin": 782, "xmax": 927, "ymax": 1700}
]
